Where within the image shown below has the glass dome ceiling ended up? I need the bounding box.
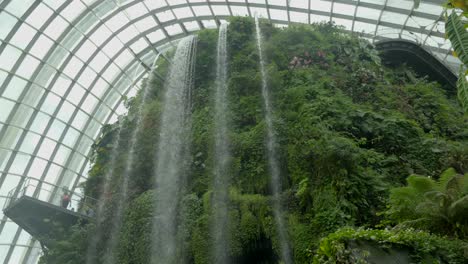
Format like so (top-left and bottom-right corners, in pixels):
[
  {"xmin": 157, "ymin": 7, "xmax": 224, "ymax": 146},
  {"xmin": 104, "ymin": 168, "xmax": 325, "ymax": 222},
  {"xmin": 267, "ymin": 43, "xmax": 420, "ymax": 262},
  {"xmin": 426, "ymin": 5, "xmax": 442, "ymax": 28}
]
[{"xmin": 0, "ymin": 0, "xmax": 459, "ymax": 263}]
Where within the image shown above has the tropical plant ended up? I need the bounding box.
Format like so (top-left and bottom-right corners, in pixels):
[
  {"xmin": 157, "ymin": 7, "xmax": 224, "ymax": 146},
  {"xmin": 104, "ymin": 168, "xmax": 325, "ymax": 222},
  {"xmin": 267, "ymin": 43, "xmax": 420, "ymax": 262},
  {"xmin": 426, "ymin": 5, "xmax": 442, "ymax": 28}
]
[
  {"xmin": 415, "ymin": 0, "xmax": 468, "ymax": 112},
  {"xmin": 313, "ymin": 227, "xmax": 468, "ymax": 264},
  {"xmin": 385, "ymin": 168, "xmax": 468, "ymax": 238}
]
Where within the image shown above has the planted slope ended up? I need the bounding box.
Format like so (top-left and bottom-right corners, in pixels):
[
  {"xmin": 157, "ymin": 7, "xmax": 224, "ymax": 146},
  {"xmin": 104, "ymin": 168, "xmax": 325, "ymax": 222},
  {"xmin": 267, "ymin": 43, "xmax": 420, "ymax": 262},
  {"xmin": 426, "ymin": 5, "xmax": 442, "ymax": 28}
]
[{"xmin": 39, "ymin": 18, "xmax": 468, "ymax": 264}]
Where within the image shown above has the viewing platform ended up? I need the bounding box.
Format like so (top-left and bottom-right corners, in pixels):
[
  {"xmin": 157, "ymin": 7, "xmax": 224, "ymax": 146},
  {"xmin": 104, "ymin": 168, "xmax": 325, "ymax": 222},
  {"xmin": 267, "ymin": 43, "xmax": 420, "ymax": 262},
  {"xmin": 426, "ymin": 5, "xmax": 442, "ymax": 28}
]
[{"xmin": 2, "ymin": 178, "xmax": 97, "ymax": 247}]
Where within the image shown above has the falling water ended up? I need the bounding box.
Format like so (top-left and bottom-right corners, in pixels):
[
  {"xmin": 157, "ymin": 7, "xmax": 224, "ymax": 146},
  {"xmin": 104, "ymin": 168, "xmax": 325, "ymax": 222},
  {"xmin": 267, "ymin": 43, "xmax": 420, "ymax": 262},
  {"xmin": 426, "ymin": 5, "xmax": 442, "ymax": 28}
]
[
  {"xmin": 254, "ymin": 16, "xmax": 292, "ymax": 264},
  {"xmin": 85, "ymin": 121, "xmax": 123, "ymax": 264},
  {"xmin": 151, "ymin": 35, "xmax": 197, "ymax": 264},
  {"xmin": 211, "ymin": 23, "xmax": 230, "ymax": 264},
  {"xmin": 102, "ymin": 66, "xmax": 156, "ymax": 264}
]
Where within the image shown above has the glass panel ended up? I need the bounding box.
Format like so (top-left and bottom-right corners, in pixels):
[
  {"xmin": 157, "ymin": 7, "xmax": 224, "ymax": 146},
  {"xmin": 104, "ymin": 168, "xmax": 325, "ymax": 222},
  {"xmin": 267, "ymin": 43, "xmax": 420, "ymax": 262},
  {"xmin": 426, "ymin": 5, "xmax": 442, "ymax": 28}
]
[
  {"xmin": 81, "ymin": 94, "xmax": 98, "ymax": 113},
  {"xmin": 9, "ymin": 246, "xmax": 26, "ymax": 264},
  {"xmin": 0, "ymin": 45, "xmax": 22, "ymax": 72},
  {"xmin": 135, "ymin": 16, "xmax": 156, "ymax": 32},
  {"xmin": 0, "ymin": 12, "xmax": 17, "ymax": 40},
  {"xmin": 89, "ymin": 25, "xmax": 113, "ymax": 47},
  {"xmin": 30, "ymin": 112, "xmax": 51, "ymax": 134},
  {"xmin": 89, "ymin": 52, "xmax": 109, "ymax": 73},
  {"xmin": 0, "ymin": 126, "xmax": 22, "ymax": 149},
  {"xmin": 270, "ymin": 9, "xmax": 288, "ymax": 20},
  {"xmin": 16, "ymin": 231, "xmax": 31, "ymax": 246},
  {"xmin": 356, "ymin": 6, "xmax": 380, "ymax": 21},
  {"xmin": 5, "ymin": 0, "xmax": 35, "ymax": 18},
  {"xmin": 106, "ymin": 13, "xmax": 129, "ymax": 31},
  {"xmin": 52, "ymin": 75, "xmax": 72, "ymax": 97},
  {"xmin": 28, "ymin": 157, "xmax": 48, "ymax": 178},
  {"xmin": 47, "ymin": 119, "xmax": 66, "ymax": 141},
  {"xmin": 0, "ymin": 98, "xmax": 15, "ymax": 123},
  {"xmin": 62, "ymin": 128, "xmax": 80, "ymax": 148},
  {"xmin": 310, "ymin": 0, "xmax": 331, "ymax": 12},
  {"xmin": 381, "ymin": 10, "xmax": 408, "ymax": 24},
  {"xmin": 10, "ymin": 23, "xmax": 37, "ymax": 50},
  {"xmin": 0, "ymin": 222, "xmax": 18, "ymax": 244},
  {"xmin": 30, "ymin": 34, "xmax": 54, "ymax": 60},
  {"xmin": 61, "ymin": 0, "xmax": 87, "ymax": 23},
  {"xmin": 2, "ymin": 76, "xmax": 27, "ymax": 101},
  {"xmin": 9, "ymin": 153, "xmax": 31, "ymax": 175},
  {"xmin": 91, "ymin": 77, "xmax": 108, "ymax": 98},
  {"xmin": 71, "ymin": 110, "xmax": 88, "ymax": 130},
  {"xmin": 41, "ymin": 93, "xmax": 60, "ymax": 115},
  {"xmin": 44, "ymin": 163, "xmax": 62, "ymax": 184},
  {"xmin": 57, "ymin": 101, "xmax": 75, "ymax": 123},
  {"xmin": 290, "ymin": 11, "xmax": 308, "ymax": 23},
  {"xmin": 16, "ymin": 55, "xmax": 40, "ymax": 79},
  {"xmin": 0, "ymin": 71, "xmax": 7, "ymax": 87},
  {"xmin": 54, "ymin": 145, "xmax": 71, "ymax": 165},
  {"xmin": 166, "ymin": 24, "xmax": 184, "ymax": 37},
  {"xmin": 26, "ymin": 3, "xmax": 54, "ymax": 30},
  {"xmin": 78, "ymin": 68, "xmax": 97, "ymax": 88},
  {"xmin": 75, "ymin": 40, "xmax": 97, "ymax": 62},
  {"xmin": 130, "ymin": 38, "xmax": 147, "ymax": 54},
  {"xmin": 37, "ymin": 137, "xmax": 57, "ymax": 160},
  {"xmin": 67, "ymin": 85, "xmax": 86, "ymax": 106},
  {"xmin": 10, "ymin": 104, "xmax": 34, "ymax": 128},
  {"xmin": 22, "ymin": 84, "xmax": 45, "ymax": 108},
  {"xmin": 333, "ymin": 3, "xmax": 355, "ymax": 16},
  {"xmin": 63, "ymin": 56, "xmax": 84, "ymax": 79},
  {"xmin": 19, "ymin": 132, "xmax": 41, "ymax": 154},
  {"xmin": 174, "ymin": 7, "xmax": 193, "ymax": 19},
  {"xmin": 44, "ymin": 15, "xmax": 69, "ymax": 39},
  {"xmin": 0, "ymin": 149, "xmax": 12, "ymax": 172},
  {"xmin": 0, "ymin": 174, "xmax": 21, "ymax": 195}
]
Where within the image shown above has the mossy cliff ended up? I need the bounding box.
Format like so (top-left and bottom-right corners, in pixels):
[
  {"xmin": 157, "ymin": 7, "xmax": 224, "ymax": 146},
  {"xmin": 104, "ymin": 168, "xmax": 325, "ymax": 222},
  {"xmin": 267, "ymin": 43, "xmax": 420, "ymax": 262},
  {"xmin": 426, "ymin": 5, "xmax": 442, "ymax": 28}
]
[{"xmin": 40, "ymin": 17, "xmax": 468, "ymax": 264}]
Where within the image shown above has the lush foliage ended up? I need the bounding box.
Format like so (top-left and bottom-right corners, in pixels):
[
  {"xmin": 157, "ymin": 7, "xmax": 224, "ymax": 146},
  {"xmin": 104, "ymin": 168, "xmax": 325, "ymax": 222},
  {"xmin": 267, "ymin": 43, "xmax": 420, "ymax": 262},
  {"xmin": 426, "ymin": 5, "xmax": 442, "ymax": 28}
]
[
  {"xmin": 384, "ymin": 168, "xmax": 468, "ymax": 239},
  {"xmin": 313, "ymin": 227, "xmax": 468, "ymax": 264},
  {"xmin": 40, "ymin": 17, "xmax": 468, "ymax": 263}
]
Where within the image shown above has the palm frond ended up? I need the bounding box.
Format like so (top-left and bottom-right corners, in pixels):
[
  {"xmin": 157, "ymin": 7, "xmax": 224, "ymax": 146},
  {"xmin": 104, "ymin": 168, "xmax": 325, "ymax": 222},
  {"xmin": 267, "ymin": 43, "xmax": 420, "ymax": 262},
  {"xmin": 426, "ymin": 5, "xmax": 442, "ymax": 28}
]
[
  {"xmin": 438, "ymin": 168, "xmax": 458, "ymax": 191},
  {"xmin": 456, "ymin": 68, "xmax": 468, "ymax": 112},
  {"xmin": 448, "ymin": 195, "xmax": 468, "ymax": 219},
  {"xmin": 407, "ymin": 175, "xmax": 436, "ymax": 194},
  {"xmin": 446, "ymin": 11, "xmax": 468, "ymax": 66}
]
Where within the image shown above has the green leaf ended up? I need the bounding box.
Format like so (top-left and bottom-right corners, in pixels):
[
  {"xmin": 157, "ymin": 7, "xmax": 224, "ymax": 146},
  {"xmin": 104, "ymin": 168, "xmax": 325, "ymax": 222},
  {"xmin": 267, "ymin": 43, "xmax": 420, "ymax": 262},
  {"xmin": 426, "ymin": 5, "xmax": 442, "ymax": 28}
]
[
  {"xmin": 446, "ymin": 11, "xmax": 468, "ymax": 66},
  {"xmin": 456, "ymin": 68, "xmax": 468, "ymax": 112}
]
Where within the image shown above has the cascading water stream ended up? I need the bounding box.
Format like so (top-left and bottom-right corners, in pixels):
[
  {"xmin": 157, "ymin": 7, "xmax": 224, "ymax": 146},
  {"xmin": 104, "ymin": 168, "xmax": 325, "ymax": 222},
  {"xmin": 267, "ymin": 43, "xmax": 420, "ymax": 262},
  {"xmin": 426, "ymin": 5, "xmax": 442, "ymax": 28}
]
[
  {"xmin": 254, "ymin": 16, "xmax": 292, "ymax": 264},
  {"xmin": 151, "ymin": 35, "xmax": 197, "ymax": 264},
  {"xmin": 101, "ymin": 66, "xmax": 156, "ymax": 264},
  {"xmin": 85, "ymin": 121, "xmax": 123, "ymax": 264},
  {"xmin": 211, "ymin": 23, "xmax": 231, "ymax": 264}
]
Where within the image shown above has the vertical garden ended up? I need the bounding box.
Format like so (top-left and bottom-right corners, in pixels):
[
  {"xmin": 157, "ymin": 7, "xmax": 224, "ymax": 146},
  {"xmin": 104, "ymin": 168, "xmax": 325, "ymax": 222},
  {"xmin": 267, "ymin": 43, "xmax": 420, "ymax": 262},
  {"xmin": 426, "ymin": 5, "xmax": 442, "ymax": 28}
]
[{"xmin": 40, "ymin": 17, "xmax": 468, "ymax": 264}]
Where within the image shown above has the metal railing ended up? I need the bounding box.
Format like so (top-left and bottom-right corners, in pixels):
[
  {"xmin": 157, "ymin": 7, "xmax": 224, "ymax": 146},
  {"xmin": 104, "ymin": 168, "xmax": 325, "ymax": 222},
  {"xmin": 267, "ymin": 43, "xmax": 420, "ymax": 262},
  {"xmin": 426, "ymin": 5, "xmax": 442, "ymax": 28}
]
[{"xmin": 3, "ymin": 177, "xmax": 97, "ymax": 217}]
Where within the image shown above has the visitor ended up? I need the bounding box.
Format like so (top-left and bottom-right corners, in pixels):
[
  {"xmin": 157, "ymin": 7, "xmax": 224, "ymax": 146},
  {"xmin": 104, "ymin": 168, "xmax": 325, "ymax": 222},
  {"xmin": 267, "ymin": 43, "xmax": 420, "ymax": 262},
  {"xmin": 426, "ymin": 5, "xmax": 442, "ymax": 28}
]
[
  {"xmin": 86, "ymin": 207, "xmax": 95, "ymax": 217},
  {"xmin": 61, "ymin": 191, "xmax": 70, "ymax": 209}
]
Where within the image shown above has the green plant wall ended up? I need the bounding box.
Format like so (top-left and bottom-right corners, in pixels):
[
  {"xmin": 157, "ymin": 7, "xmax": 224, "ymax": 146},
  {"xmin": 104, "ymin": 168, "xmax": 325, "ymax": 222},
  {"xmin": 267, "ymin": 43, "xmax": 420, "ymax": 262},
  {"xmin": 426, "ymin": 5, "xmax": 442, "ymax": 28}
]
[{"xmin": 40, "ymin": 17, "xmax": 468, "ymax": 264}]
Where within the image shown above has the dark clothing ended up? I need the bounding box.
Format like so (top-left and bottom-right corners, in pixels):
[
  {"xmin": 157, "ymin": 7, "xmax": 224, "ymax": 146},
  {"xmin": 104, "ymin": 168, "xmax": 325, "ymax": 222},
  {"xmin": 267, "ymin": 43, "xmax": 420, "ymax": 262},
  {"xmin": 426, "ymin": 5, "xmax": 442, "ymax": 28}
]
[{"xmin": 61, "ymin": 194, "xmax": 70, "ymax": 208}]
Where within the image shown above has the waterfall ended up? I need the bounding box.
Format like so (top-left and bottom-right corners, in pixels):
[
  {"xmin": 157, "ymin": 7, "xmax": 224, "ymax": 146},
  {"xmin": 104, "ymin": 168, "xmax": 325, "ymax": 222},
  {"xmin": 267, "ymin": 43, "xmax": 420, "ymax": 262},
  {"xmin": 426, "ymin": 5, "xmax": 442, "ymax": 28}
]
[
  {"xmin": 102, "ymin": 68, "xmax": 155, "ymax": 264},
  {"xmin": 151, "ymin": 35, "xmax": 197, "ymax": 264},
  {"xmin": 254, "ymin": 17, "xmax": 292, "ymax": 264},
  {"xmin": 211, "ymin": 23, "xmax": 230, "ymax": 264},
  {"xmin": 85, "ymin": 121, "xmax": 123, "ymax": 264}
]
